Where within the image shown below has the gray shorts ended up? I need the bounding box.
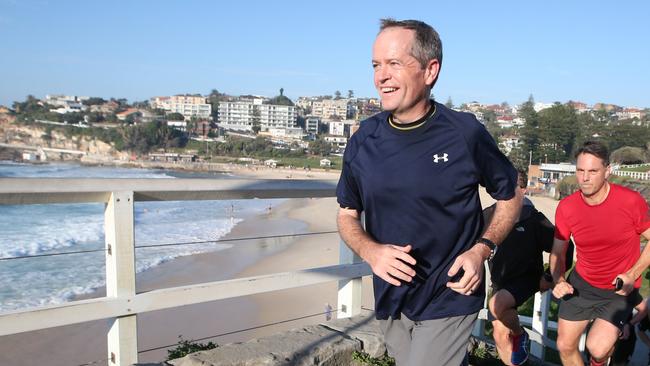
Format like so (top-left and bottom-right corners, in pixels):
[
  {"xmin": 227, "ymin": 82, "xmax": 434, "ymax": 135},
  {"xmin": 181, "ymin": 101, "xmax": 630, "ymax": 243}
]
[
  {"xmin": 559, "ymin": 270, "xmax": 641, "ymax": 330},
  {"xmin": 379, "ymin": 312, "xmax": 478, "ymax": 366}
]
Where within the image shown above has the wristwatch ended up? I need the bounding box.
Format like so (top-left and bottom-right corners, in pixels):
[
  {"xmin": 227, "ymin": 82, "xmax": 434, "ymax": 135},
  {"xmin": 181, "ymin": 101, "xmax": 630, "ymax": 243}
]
[{"xmin": 475, "ymin": 237, "xmax": 497, "ymax": 261}]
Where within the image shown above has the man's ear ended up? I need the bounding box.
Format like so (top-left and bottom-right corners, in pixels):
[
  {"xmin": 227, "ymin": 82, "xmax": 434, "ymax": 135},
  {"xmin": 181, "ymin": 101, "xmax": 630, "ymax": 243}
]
[{"xmin": 424, "ymin": 59, "xmax": 440, "ymax": 86}]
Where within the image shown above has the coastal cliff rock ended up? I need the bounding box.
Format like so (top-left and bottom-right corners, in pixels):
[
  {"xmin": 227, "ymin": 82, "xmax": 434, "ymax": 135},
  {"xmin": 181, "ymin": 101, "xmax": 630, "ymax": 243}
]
[
  {"xmin": 164, "ymin": 313, "xmax": 385, "ymax": 366},
  {"xmin": 0, "ymin": 118, "xmax": 128, "ymax": 161}
]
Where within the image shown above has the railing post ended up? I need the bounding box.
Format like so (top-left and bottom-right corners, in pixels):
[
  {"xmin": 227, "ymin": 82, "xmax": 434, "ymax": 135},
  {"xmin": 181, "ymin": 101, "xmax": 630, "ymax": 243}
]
[
  {"xmin": 105, "ymin": 191, "xmax": 137, "ymax": 366},
  {"xmin": 337, "ymin": 212, "xmax": 364, "ymax": 319},
  {"xmin": 472, "ymin": 261, "xmax": 491, "ymax": 337},
  {"xmin": 531, "ymin": 290, "xmax": 550, "ymax": 360}
]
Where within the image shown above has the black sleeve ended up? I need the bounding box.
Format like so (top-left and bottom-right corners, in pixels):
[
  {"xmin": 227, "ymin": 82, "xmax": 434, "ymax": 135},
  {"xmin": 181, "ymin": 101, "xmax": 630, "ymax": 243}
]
[
  {"xmin": 536, "ymin": 211, "xmax": 556, "ymax": 253},
  {"xmin": 565, "ymin": 240, "xmax": 575, "ymax": 270},
  {"xmin": 536, "ymin": 210, "xmax": 574, "ymax": 269}
]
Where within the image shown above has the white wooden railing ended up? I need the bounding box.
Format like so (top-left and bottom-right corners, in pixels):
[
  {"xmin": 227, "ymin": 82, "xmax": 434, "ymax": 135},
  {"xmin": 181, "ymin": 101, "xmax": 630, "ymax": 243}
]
[{"xmin": 0, "ymin": 178, "xmax": 561, "ymax": 365}]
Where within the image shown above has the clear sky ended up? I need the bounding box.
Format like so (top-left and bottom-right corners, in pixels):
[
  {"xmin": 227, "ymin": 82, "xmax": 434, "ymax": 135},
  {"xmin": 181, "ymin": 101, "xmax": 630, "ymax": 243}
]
[{"xmin": 1, "ymin": 0, "xmax": 648, "ymax": 108}]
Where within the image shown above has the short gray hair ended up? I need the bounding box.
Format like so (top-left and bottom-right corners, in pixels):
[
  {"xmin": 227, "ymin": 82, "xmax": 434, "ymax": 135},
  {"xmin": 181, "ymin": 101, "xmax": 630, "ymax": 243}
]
[{"xmin": 379, "ymin": 18, "xmax": 443, "ymax": 70}]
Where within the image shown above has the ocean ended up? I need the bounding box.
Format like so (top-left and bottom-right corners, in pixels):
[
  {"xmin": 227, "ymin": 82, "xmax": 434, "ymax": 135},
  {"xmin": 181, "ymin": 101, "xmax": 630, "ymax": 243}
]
[{"xmin": 0, "ymin": 161, "xmax": 275, "ymax": 311}]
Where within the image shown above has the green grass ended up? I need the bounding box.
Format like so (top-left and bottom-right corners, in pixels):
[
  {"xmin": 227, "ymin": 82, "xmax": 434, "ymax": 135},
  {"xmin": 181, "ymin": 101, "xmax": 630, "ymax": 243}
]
[{"xmin": 352, "ymin": 351, "xmax": 395, "ymax": 366}]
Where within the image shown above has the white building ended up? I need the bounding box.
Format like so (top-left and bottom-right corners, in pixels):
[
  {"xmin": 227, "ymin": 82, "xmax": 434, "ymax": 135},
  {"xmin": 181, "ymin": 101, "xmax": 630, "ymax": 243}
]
[
  {"xmin": 534, "ymin": 102, "xmax": 554, "ymax": 112},
  {"xmin": 324, "ymin": 136, "xmax": 347, "ymax": 153},
  {"xmin": 217, "ymin": 98, "xmax": 297, "ymax": 132},
  {"xmin": 150, "ymin": 95, "xmax": 212, "ymax": 120},
  {"xmin": 329, "ymin": 121, "xmax": 345, "ymax": 136},
  {"xmin": 616, "ymin": 108, "xmax": 643, "ymax": 120},
  {"xmin": 499, "ymin": 135, "xmax": 521, "ymax": 154},
  {"xmin": 312, "ymin": 99, "xmax": 351, "ymax": 119},
  {"xmin": 305, "ymin": 116, "xmax": 321, "ymax": 134},
  {"xmin": 167, "ymin": 120, "xmax": 187, "ymax": 131},
  {"xmin": 539, "ymin": 163, "xmax": 576, "ymax": 184},
  {"xmin": 45, "ymin": 94, "xmax": 88, "ymax": 114},
  {"xmin": 268, "ymin": 127, "xmax": 304, "ymax": 139}
]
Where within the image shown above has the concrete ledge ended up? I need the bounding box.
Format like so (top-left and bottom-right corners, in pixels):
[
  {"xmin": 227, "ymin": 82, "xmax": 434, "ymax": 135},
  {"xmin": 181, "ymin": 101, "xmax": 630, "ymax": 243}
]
[{"xmin": 161, "ymin": 312, "xmax": 384, "ymax": 366}]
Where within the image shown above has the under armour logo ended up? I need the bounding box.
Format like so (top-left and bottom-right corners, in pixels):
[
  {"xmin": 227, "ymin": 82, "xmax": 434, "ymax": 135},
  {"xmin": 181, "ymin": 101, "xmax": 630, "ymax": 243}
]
[{"xmin": 433, "ymin": 153, "xmax": 448, "ymax": 163}]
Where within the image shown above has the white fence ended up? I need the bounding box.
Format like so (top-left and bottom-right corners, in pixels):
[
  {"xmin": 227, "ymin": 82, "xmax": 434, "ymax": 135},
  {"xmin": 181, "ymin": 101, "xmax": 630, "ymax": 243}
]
[{"xmin": 0, "ymin": 178, "xmax": 559, "ymax": 365}]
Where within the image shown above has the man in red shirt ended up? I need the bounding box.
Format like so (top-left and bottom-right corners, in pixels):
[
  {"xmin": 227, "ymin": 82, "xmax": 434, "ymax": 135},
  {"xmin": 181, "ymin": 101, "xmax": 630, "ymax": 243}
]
[{"xmin": 550, "ymin": 141, "xmax": 650, "ymax": 366}]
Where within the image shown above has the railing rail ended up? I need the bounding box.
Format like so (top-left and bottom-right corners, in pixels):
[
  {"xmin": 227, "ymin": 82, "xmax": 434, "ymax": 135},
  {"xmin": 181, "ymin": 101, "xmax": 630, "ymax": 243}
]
[{"xmin": 0, "ymin": 178, "xmax": 560, "ymax": 365}]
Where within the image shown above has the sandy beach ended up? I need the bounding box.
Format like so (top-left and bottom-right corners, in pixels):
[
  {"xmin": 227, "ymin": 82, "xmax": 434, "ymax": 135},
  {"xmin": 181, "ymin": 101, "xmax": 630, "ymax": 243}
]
[
  {"xmin": 0, "ymin": 169, "xmax": 561, "ymax": 365},
  {"xmin": 0, "ymin": 192, "xmax": 366, "ymax": 365}
]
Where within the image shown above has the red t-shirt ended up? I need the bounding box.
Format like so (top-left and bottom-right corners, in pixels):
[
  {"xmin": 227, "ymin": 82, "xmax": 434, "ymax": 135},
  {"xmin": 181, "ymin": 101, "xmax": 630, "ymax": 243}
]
[{"xmin": 555, "ymin": 183, "xmax": 650, "ymax": 289}]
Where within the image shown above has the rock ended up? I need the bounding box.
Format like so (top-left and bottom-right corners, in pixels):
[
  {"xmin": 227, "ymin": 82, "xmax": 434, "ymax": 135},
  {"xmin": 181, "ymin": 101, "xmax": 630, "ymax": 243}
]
[
  {"xmin": 168, "ymin": 324, "xmax": 362, "ymax": 366},
  {"xmin": 319, "ymin": 313, "xmax": 384, "ymax": 358}
]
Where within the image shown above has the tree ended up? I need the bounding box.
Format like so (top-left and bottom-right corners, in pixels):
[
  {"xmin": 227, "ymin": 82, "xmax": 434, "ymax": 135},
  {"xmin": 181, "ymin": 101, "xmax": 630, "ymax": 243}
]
[
  {"xmin": 516, "ymin": 94, "xmax": 540, "ymax": 167},
  {"xmin": 207, "ymin": 89, "xmax": 225, "ymax": 121},
  {"xmin": 119, "ymin": 121, "xmax": 186, "ymax": 154},
  {"xmin": 445, "ymin": 97, "xmax": 454, "ymax": 109},
  {"xmin": 82, "ymin": 97, "xmax": 106, "ymax": 106},
  {"xmin": 334, "ymin": 90, "xmax": 342, "ymax": 100},
  {"xmin": 605, "ymin": 123, "xmax": 650, "ymax": 152},
  {"xmin": 251, "ymin": 106, "xmax": 261, "ymax": 134},
  {"xmin": 347, "ymin": 90, "xmax": 354, "ymax": 99},
  {"xmin": 166, "ymin": 112, "xmax": 185, "ymax": 121},
  {"xmin": 309, "ymin": 138, "xmax": 332, "ymax": 156},
  {"xmin": 132, "ymin": 100, "xmax": 149, "ymax": 109},
  {"xmin": 13, "ymin": 95, "xmax": 47, "ymax": 114},
  {"xmin": 267, "ymin": 91, "xmax": 294, "ymax": 106},
  {"xmin": 610, "ymin": 146, "xmax": 647, "ymax": 164},
  {"xmin": 536, "ymin": 104, "xmax": 579, "ymax": 163}
]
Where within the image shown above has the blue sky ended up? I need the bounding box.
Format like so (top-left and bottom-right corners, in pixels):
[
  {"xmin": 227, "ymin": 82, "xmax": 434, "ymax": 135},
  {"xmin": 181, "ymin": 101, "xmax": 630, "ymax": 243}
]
[{"xmin": 1, "ymin": 0, "xmax": 648, "ymax": 108}]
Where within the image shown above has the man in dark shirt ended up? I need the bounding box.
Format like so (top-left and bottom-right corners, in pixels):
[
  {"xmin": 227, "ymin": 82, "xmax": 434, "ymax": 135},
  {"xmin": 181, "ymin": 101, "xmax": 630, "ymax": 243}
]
[
  {"xmin": 486, "ymin": 170, "xmax": 574, "ymax": 365},
  {"xmin": 336, "ymin": 18, "xmax": 522, "ymax": 365}
]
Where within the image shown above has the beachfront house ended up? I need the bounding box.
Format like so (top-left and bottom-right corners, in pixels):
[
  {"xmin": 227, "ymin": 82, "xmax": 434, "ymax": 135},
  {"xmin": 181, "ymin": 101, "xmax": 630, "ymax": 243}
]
[{"xmin": 264, "ymin": 159, "xmax": 278, "ymax": 168}]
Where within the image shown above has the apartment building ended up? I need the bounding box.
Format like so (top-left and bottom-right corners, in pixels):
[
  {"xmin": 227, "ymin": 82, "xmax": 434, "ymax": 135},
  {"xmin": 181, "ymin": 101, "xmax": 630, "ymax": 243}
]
[
  {"xmin": 217, "ymin": 98, "xmax": 297, "ymax": 132},
  {"xmin": 305, "ymin": 116, "xmax": 321, "ymax": 134},
  {"xmin": 312, "ymin": 98, "xmax": 351, "ymax": 119},
  {"xmin": 150, "ymin": 95, "xmax": 212, "ymax": 120}
]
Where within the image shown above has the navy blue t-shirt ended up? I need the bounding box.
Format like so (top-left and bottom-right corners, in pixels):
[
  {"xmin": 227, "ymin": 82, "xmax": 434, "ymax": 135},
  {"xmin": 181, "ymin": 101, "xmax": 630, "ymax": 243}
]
[{"xmin": 336, "ymin": 102, "xmax": 517, "ymax": 320}]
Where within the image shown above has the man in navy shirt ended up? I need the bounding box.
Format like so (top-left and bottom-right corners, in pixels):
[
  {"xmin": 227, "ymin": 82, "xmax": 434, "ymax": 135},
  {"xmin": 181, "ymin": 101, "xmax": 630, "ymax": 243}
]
[{"xmin": 336, "ymin": 19, "xmax": 522, "ymax": 365}]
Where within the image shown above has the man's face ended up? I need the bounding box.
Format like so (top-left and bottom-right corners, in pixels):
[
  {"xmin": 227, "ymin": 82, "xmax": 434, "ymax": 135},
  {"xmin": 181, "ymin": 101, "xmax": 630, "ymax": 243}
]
[
  {"xmin": 372, "ymin": 27, "xmax": 439, "ymax": 120},
  {"xmin": 575, "ymin": 153, "xmax": 610, "ymax": 198}
]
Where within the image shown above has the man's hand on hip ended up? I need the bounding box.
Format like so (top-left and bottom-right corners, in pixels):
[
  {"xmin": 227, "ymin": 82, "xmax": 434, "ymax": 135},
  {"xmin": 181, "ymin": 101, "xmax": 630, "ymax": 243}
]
[
  {"xmin": 366, "ymin": 243, "xmax": 417, "ymax": 286},
  {"xmin": 446, "ymin": 245, "xmax": 484, "ymax": 295}
]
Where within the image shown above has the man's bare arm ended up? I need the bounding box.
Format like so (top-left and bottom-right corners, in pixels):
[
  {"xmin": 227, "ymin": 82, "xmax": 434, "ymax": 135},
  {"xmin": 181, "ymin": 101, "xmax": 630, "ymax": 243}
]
[
  {"xmin": 337, "ymin": 207, "xmax": 416, "ymax": 286},
  {"xmin": 550, "ymin": 238, "xmax": 573, "ymax": 298},
  {"xmin": 480, "ymin": 189, "xmax": 524, "ymax": 249},
  {"xmin": 447, "ymin": 188, "xmax": 523, "ymax": 295},
  {"xmin": 616, "ymin": 228, "xmax": 650, "ymax": 295}
]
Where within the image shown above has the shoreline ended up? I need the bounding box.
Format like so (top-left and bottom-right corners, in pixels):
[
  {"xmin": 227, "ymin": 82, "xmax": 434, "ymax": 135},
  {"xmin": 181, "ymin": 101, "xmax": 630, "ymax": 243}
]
[
  {"xmin": 80, "ymin": 156, "xmax": 343, "ymax": 180},
  {"xmin": 2, "ymin": 157, "xmax": 342, "ymax": 180}
]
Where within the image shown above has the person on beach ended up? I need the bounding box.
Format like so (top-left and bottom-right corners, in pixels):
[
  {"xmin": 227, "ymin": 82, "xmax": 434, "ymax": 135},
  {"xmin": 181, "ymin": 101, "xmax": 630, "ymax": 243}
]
[
  {"xmin": 336, "ymin": 18, "xmax": 522, "ymax": 366},
  {"xmin": 485, "ymin": 169, "xmax": 574, "ymax": 365},
  {"xmin": 550, "ymin": 140, "xmax": 650, "ymax": 366}
]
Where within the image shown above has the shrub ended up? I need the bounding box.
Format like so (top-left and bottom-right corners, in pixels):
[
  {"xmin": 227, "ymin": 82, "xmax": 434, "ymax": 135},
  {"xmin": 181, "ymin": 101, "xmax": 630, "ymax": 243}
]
[
  {"xmin": 166, "ymin": 336, "xmax": 217, "ymax": 361},
  {"xmin": 556, "ymin": 175, "xmax": 579, "ymax": 200}
]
